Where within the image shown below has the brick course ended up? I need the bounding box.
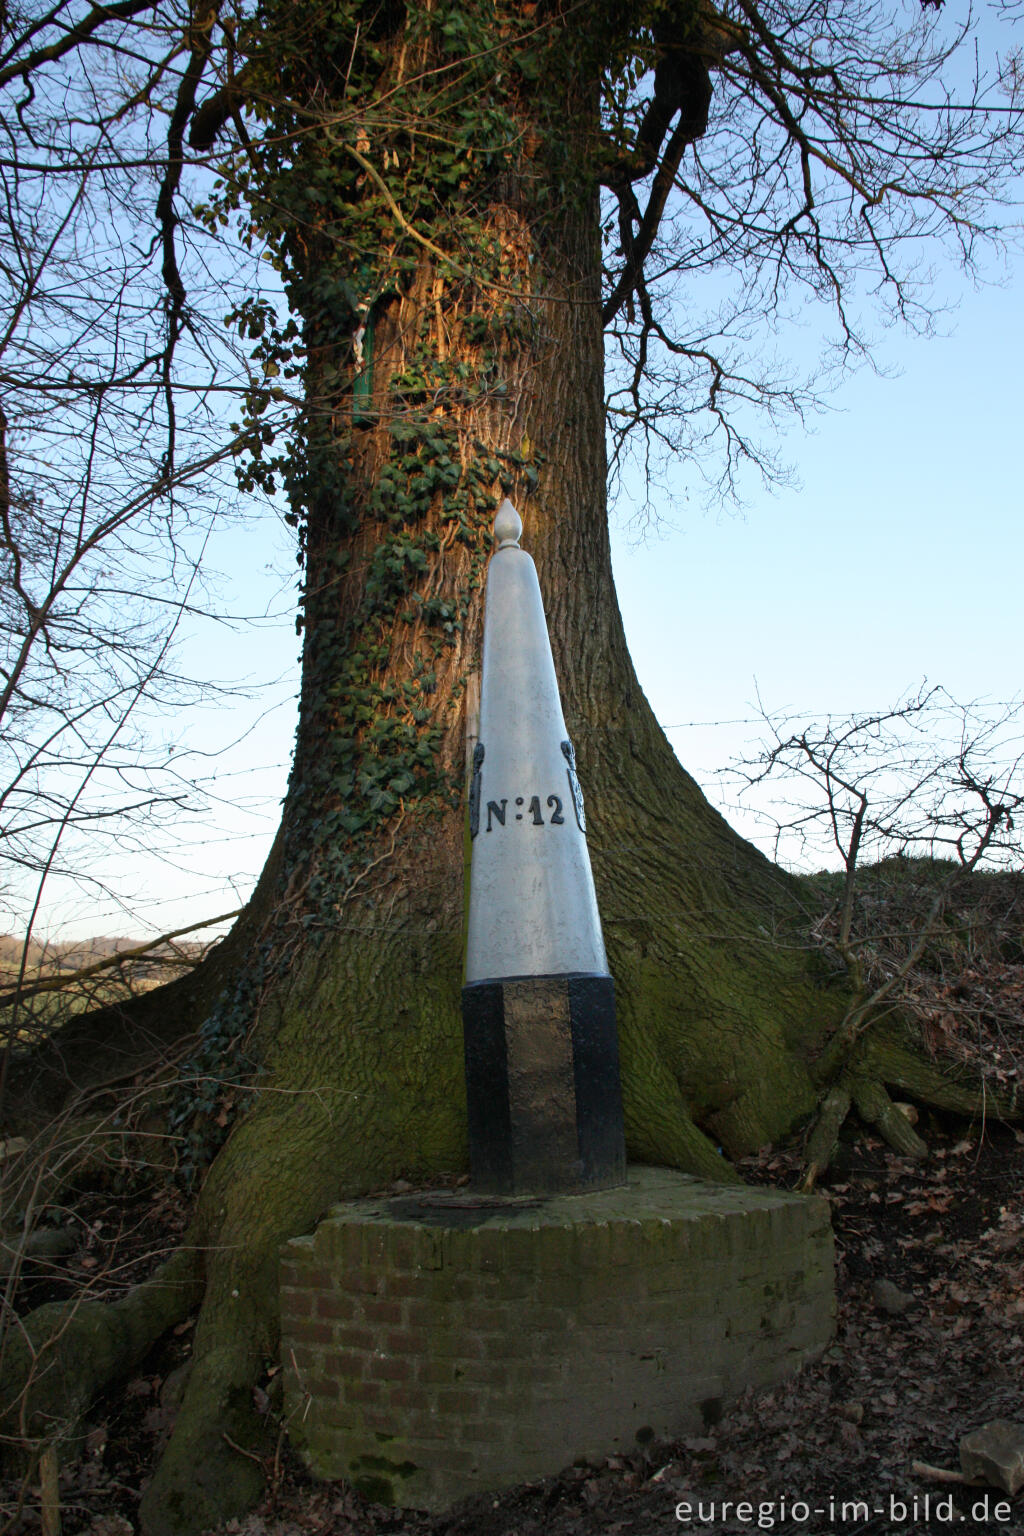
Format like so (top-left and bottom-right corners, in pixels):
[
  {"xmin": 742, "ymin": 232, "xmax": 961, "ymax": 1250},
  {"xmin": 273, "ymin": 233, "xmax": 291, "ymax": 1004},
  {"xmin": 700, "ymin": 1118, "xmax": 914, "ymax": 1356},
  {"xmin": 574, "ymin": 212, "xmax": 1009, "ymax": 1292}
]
[{"xmin": 280, "ymin": 1165, "xmax": 834, "ymax": 1511}]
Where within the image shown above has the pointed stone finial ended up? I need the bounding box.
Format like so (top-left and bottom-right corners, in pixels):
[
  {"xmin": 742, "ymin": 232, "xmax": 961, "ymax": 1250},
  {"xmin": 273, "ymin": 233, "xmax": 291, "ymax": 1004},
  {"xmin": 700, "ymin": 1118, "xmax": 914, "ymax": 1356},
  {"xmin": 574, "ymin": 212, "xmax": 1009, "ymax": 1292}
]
[{"xmin": 494, "ymin": 498, "xmax": 522, "ymax": 549}]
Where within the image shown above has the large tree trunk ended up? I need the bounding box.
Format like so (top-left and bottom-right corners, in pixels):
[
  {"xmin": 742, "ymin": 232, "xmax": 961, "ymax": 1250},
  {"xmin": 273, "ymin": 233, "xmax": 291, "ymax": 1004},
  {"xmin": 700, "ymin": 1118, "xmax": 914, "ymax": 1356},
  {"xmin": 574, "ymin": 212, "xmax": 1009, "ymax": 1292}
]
[
  {"xmin": 132, "ymin": 20, "xmax": 837, "ymax": 1524},
  {"xmin": 2, "ymin": 5, "xmax": 1011, "ymax": 1533}
]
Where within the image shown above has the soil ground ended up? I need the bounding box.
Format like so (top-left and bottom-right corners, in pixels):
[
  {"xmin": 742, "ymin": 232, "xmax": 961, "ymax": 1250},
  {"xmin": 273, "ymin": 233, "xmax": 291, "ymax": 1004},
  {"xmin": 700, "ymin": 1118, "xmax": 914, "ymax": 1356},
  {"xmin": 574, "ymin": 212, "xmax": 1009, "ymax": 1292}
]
[{"xmin": 3, "ymin": 1114, "xmax": 1023, "ymax": 1536}]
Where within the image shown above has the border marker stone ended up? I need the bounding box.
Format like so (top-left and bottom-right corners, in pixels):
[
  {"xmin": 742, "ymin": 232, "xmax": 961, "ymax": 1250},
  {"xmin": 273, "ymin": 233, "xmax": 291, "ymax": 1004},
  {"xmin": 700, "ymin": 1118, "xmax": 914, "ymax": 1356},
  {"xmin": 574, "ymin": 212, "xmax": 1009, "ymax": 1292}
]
[{"xmin": 462, "ymin": 500, "xmax": 626, "ymax": 1193}]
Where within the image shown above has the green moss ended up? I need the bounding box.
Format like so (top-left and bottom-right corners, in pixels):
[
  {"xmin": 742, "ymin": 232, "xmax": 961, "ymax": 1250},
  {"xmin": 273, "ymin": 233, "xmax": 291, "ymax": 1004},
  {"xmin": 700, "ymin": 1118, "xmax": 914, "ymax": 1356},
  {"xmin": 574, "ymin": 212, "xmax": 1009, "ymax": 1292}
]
[
  {"xmin": 347, "ymin": 1451, "xmax": 422, "ymax": 1504},
  {"xmin": 0, "ymin": 1250, "xmax": 201, "ymax": 1474},
  {"xmin": 352, "ymin": 1453, "xmax": 420, "ymax": 1477},
  {"xmin": 350, "ymin": 1476, "xmax": 396, "ymax": 1504}
]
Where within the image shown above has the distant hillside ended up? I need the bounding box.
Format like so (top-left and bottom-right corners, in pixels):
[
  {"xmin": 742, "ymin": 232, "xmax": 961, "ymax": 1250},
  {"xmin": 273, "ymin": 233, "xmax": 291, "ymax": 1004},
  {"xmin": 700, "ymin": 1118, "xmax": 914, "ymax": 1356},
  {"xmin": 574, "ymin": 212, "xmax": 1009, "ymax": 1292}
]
[
  {"xmin": 0, "ymin": 933, "xmax": 148, "ymax": 975},
  {"xmin": 0, "ymin": 932, "xmax": 207, "ymax": 994}
]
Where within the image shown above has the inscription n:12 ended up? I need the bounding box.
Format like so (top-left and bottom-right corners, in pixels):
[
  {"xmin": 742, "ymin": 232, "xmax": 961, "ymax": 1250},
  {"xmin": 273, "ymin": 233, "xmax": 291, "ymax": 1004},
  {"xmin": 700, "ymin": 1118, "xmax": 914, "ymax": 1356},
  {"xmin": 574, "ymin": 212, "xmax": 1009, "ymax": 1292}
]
[{"xmin": 486, "ymin": 796, "xmax": 565, "ymax": 831}]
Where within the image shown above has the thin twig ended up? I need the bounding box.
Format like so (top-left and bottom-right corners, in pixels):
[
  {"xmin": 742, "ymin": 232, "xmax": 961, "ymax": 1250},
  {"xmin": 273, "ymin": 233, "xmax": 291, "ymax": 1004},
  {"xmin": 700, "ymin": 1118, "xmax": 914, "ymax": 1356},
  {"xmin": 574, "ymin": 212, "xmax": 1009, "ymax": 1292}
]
[{"xmin": 911, "ymin": 1460, "xmax": 968, "ymax": 1485}]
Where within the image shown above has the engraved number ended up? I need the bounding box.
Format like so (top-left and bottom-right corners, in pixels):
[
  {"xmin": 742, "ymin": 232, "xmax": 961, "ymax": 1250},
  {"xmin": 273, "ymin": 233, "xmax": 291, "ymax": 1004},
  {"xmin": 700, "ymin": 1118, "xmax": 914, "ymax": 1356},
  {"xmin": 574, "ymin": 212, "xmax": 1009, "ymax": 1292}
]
[{"xmin": 484, "ymin": 795, "xmax": 569, "ymax": 830}]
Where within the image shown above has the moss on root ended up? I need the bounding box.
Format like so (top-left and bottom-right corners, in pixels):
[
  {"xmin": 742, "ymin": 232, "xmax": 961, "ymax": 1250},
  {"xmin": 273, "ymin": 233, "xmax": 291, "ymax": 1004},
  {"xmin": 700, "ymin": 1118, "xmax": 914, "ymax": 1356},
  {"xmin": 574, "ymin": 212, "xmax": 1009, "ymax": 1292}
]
[{"xmin": 0, "ymin": 1250, "xmax": 201, "ymax": 1467}]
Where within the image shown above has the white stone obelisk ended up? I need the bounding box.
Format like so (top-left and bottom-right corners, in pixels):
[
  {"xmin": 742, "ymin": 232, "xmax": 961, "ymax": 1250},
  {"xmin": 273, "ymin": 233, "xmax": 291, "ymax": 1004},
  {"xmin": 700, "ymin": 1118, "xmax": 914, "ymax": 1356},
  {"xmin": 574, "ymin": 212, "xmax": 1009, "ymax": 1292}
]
[{"xmin": 461, "ymin": 500, "xmax": 625, "ymax": 1194}]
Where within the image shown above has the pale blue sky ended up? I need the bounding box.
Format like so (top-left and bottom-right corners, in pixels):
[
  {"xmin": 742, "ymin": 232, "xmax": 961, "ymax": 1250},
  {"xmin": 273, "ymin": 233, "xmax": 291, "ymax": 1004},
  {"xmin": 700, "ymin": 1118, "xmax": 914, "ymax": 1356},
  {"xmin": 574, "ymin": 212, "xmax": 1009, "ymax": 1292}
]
[{"xmin": 611, "ymin": 254, "xmax": 1024, "ymax": 851}]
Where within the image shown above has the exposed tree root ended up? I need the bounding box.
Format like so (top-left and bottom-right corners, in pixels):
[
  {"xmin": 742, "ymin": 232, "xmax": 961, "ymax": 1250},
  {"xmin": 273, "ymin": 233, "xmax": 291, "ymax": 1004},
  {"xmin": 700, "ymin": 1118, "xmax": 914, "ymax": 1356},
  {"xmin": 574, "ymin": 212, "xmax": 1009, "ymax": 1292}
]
[
  {"xmin": 800, "ymin": 1081, "xmax": 853, "ymax": 1191},
  {"xmin": 799, "ymin": 1013, "xmax": 1023, "ymax": 1187},
  {"xmin": 0, "ymin": 1249, "xmax": 201, "ymax": 1468},
  {"xmin": 138, "ymin": 1336, "xmax": 269, "ymax": 1536},
  {"xmin": 850, "ymin": 1076, "xmax": 929, "ymax": 1159},
  {"xmin": 801, "ymin": 1072, "xmax": 931, "ymax": 1191},
  {"xmin": 860, "ymin": 1025, "xmax": 1022, "ymax": 1120}
]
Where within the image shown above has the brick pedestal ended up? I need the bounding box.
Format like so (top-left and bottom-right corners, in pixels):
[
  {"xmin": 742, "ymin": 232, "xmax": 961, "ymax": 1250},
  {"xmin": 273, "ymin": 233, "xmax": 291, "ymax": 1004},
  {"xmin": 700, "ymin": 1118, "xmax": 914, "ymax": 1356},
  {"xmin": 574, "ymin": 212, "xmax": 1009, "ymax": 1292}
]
[{"xmin": 280, "ymin": 1165, "xmax": 834, "ymax": 1510}]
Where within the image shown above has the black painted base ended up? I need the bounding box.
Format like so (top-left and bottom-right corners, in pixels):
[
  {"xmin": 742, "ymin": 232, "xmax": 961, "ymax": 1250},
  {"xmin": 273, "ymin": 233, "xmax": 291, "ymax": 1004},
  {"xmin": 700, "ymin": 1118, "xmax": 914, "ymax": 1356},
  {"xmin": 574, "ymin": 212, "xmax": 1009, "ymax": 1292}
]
[{"xmin": 461, "ymin": 972, "xmax": 627, "ymax": 1195}]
